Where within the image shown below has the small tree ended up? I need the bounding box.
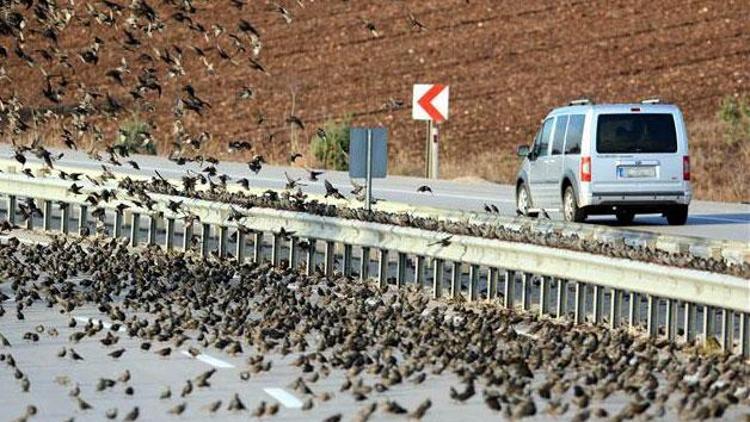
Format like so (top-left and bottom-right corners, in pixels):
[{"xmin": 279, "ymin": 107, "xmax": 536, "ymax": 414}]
[
  {"xmin": 117, "ymin": 114, "xmax": 157, "ymax": 155},
  {"xmin": 311, "ymin": 115, "xmax": 351, "ymax": 170},
  {"xmin": 718, "ymin": 96, "xmax": 750, "ymax": 146}
]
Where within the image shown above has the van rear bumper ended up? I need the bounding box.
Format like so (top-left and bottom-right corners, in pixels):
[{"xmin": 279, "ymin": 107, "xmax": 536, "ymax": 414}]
[{"xmin": 585, "ymin": 191, "xmax": 691, "ymax": 206}]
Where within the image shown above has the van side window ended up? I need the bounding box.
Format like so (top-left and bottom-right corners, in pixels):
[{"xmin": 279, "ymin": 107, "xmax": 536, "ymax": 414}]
[
  {"xmin": 551, "ymin": 115, "xmax": 568, "ymax": 155},
  {"xmin": 564, "ymin": 114, "xmax": 585, "ymax": 155},
  {"xmin": 536, "ymin": 118, "xmax": 554, "ymax": 157}
]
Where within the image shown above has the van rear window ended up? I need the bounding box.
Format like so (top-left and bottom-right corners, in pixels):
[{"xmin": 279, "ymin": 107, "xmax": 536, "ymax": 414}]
[{"xmin": 596, "ymin": 114, "xmax": 677, "ymax": 154}]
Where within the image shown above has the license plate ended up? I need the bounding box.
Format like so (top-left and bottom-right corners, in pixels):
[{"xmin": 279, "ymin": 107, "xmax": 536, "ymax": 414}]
[{"xmin": 618, "ymin": 166, "xmax": 656, "ymax": 178}]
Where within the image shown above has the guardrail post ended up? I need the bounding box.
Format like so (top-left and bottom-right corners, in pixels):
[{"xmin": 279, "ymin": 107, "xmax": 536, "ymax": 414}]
[
  {"xmin": 432, "ymin": 258, "xmax": 443, "ymax": 299},
  {"xmin": 343, "ymin": 244, "xmax": 352, "ymax": 277},
  {"xmin": 377, "ymin": 249, "xmax": 388, "ymax": 288},
  {"xmin": 609, "ymin": 289, "xmax": 622, "ymax": 329},
  {"xmin": 487, "ymin": 268, "xmax": 498, "ymax": 301},
  {"xmin": 235, "ymin": 230, "xmax": 246, "ymax": 261},
  {"xmin": 628, "ymin": 292, "xmax": 639, "ymax": 328},
  {"xmin": 503, "ymin": 270, "xmax": 515, "ymax": 309},
  {"xmin": 740, "ymin": 313, "xmax": 749, "ymax": 358},
  {"xmin": 450, "ymin": 262, "xmax": 461, "ymax": 299},
  {"xmin": 539, "ymin": 276, "xmax": 549, "ymax": 317},
  {"xmin": 414, "ymin": 256, "xmax": 425, "ymax": 288},
  {"xmin": 114, "ymin": 211, "xmax": 123, "ymax": 238},
  {"xmin": 7, "ymin": 195, "xmax": 16, "ymax": 225},
  {"xmin": 218, "ymin": 226, "xmax": 228, "ymax": 258},
  {"xmin": 521, "ymin": 272, "xmax": 530, "ymax": 311},
  {"xmin": 468, "ymin": 265, "xmax": 479, "ymax": 302},
  {"xmin": 683, "ymin": 302, "xmax": 696, "ymax": 345},
  {"xmin": 129, "ymin": 212, "xmax": 140, "ymax": 246},
  {"xmin": 307, "ymin": 239, "xmax": 318, "ymax": 275},
  {"xmin": 24, "ymin": 203, "xmax": 33, "ymax": 230},
  {"xmin": 665, "ymin": 299, "xmax": 677, "ymax": 341},
  {"xmin": 647, "ymin": 295, "xmax": 659, "ymax": 338},
  {"xmin": 200, "ymin": 223, "xmax": 210, "ymax": 257},
  {"xmin": 253, "ymin": 232, "xmax": 264, "ymax": 263},
  {"xmin": 720, "ymin": 309, "xmax": 734, "ymax": 352},
  {"xmin": 77, "ymin": 205, "xmax": 87, "ymax": 235},
  {"xmin": 555, "ymin": 278, "xmax": 567, "ymax": 319},
  {"xmin": 147, "ymin": 215, "xmax": 157, "ymax": 245},
  {"xmin": 182, "ymin": 221, "xmax": 193, "ymax": 251},
  {"xmin": 326, "ymin": 241, "xmax": 336, "ymax": 277},
  {"xmin": 42, "ymin": 200, "xmax": 52, "ymax": 231},
  {"xmin": 271, "ymin": 233, "xmax": 281, "ymax": 266},
  {"xmin": 359, "ymin": 246, "xmax": 370, "ymax": 280},
  {"xmin": 703, "ymin": 305, "xmax": 716, "ymax": 343},
  {"xmin": 592, "ymin": 285, "xmax": 603, "ymax": 325},
  {"xmin": 60, "ymin": 203, "xmax": 70, "ymax": 235},
  {"xmin": 574, "ymin": 281, "xmax": 586, "ymax": 324},
  {"xmin": 165, "ymin": 218, "xmax": 175, "ymax": 250},
  {"xmin": 288, "ymin": 236, "xmax": 298, "ymax": 269},
  {"xmin": 396, "ymin": 252, "xmax": 407, "ymax": 287}
]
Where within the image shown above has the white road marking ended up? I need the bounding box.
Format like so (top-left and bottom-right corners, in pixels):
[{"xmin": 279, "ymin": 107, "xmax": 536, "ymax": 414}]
[
  {"xmin": 263, "ymin": 387, "xmax": 303, "ymax": 408},
  {"xmin": 180, "ymin": 350, "xmax": 235, "ymax": 368},
  {"xmin": 73, "ymin": 316, "xmax": 126, "ymax": 333}
]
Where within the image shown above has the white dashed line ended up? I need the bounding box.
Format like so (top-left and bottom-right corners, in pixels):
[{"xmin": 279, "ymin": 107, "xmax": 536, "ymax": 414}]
[
  {"xmin": 180, "ymin": 350, "xmax": 235, "ymax": 368},
  {"xmin": 263, "ymin": 387, "xmax": 303, "ymax": 408},
  {"xmin": 73, "ymin": 316, "xmax": 126, "ymax": 333}
]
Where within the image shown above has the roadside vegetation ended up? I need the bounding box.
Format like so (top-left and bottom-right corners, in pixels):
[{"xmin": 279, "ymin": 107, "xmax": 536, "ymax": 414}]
[{"xmin": 311, "ymin": 115, "xmax": 351, "ymax": 171}]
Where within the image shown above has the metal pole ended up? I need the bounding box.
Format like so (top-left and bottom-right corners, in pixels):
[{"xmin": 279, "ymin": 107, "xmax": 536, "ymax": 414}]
[
  {"xmin": 647, "ymin": 295, "xmax": 659, "ymax": 338},
  {"xmin": 414, "ymin": 256, "xmax": 425, "ymax": 288},
  {"xmin": 665, "ymin": 299, "xmax": 677, "ymax": 340},
  {"xmin": 6, "ymin": 195, "xmax": 16, "ymax": 225},
  {"xmin": 684, "ymin": 302, "xmax": 696, "ymax": 345},
  {"xmin": 165, "ymin": 218, "xmax": 175, "ymax": 250},
  {"xmin": 396, "ymin": 252, "xmax": 407, "ymax": 287},
  {"xmin": 288, "ymin": 236, "xmax": 298, "ymax": 269},
  {"xmin": 60, "ymin": 203, "xmax": 70, "ymax": 235},
  {"xmin": 365, "ymin": 129, "xmax": 373, "ymax": 212},
  {"xmin": 343, "ymin": 244, "xmax": 353, "ymax": 277},
  {"xmin": 200, "ymin": 223, "xmax": 210, "ymax": 257},
  {"xmin": 77, "ymin": 205, "xmax": 87, "ymax": 235},
  {"xmin": 42, "ymin": 200, "xmax": 52, "ymax": 231},
  {"xmin": 628, "ymin": 292, "xmax": 639, "ymax": 329},
  {"xmin": 128, "ymin": 212, "xmax": 139, "ymax": 246},
  {"xmin": 703, "ymin": 305, "xmax": 715, "ymax": 344},
  {"xmin": 592, "ymin": 285, "xmax": 603, "ymax": 325},
  {"xmin": 114, "ymin": 211, "xmax": 123, "ymax": 239},
  {"xmin": 430, "ymin": 121, "xmax": 439, "ymax": 179},
  {"xmin": 720, "ymin": 309, "xmax": 733, "ymax": 353},
  {"xmin": 253, "ymin": 232, "xmax": 264, "ymax": 263},
  {"xmin": 218, "ymin": 226, "xmax": 228, "ymax": 258},
  {"xmin": 325, "ymin": 241, "xmax": 336, "ymax": 276},
  {"xmin": 555, "ymin": 279, "xmax": 568, "ymax": 319},
  {"xmin": 147, "ymin": 215, "xmax": 157, "ymax": 245},
  {"xmin": 359, "ymin": 246, "xmax": 370, "ymax": 280},
  {"xmin": 503, "ymin": 270, "xmax": 515, "ymax": 309},
  {"xmin": 521, "ymin": 272, "xmax": 530, "ymax": 311},
  {"xmin": 306, "ymin": 239, "xmax": 317, "ymax": 275},
  {"xmin": 182, "ymin": 221, "xmax": 193, "ymax": 251},
  {"xmin": 271, "ymin": 233, "xmax": 281, "ymax": 266},
  {"xmin": 487, "ymin": 268, "xmax": 498, "ymax": 301},
  {"xmin": 574, "ymin": 281, "xmax": 586, "ymax": 324},
  {"xmin": 468, "ymin": 265, "xmax": 479, "ymax": 302},
  {"xmin": 740, "ymin": 313, "xmax": 749, "ymax": 359},
  {"xmin": 432, "ymin": 258, "xmax": 443, "ymax": 299},
  {"xmin": 235, "ymin": 230, "xmax": 246, "ymax": 261},
  {"xmin": 450, "ymin": 262, "xmax": 461, "ymax": 299},
  {"xmin": 424, "ymin": 121, "xmax": 430, "ymax": 178},
  {"xmin": 377, "ymin": 249, "xmax": 388, "ymax": 289},
  {"xmin": 539, "ymin": 276, "xmax": 549, "ymax": 317},
  {"xmin": 609, "ymin": 288, "xmax": 622, "ymax": 329}
]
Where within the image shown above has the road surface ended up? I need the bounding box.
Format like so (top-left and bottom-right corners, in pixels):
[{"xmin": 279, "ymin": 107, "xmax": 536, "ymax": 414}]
[{"xmin": 0, "ymin": 145, "xmax": 747, "ymax": 243}]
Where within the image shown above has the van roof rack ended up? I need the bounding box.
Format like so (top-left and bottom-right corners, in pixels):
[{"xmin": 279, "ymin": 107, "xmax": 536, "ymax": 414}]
[
  {"xmin": 568, "ymin": 98, "xmax": 593, "ymax": 106},
  {"xmin": 640, "ymin": 98, "xmax": 662, "ymax": 104}
]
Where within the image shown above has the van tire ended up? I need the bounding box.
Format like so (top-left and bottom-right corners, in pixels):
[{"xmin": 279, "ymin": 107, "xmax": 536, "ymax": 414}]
[
  {"xmin": 563, "ymin": 185, "xmax": 586, "ymax": 223},
  {"xmin": 516, "ymin": 183, "xmax": 532, "ymax": 217},
  {"xmin": 666, "ymin": 205, "xmax": 688, "ymax": 225}
]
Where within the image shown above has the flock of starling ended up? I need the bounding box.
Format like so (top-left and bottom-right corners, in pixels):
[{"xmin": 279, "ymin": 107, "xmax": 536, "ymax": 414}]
[{"xmin": 0, "ymin": 236, "xmax": 749, "ymax": 421}]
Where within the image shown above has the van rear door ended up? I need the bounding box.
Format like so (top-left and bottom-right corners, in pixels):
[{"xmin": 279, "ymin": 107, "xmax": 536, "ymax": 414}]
[{"xmin": 591, "ymin": 111, "xmax": 685, "ymax": 196}]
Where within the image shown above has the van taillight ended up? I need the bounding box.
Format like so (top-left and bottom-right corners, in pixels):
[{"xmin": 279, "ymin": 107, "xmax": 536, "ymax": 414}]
[
  {"xmin": 683, "ymin": 156, "xmax": 690, "ymax": 181},
  {"xmin": 580, "ymin": 156, "xmax": 591, "ymax": 182}
]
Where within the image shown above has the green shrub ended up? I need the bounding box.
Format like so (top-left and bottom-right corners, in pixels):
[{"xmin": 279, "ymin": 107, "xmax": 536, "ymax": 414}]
[
  {"xmin": 311, "ymin": 115, "xmax": 351, "ymax": 170},
  {"xmin": 718, "ymin": 96, "xmax": 750, "ymax": 146},
  {"xmin": 117, "ymin": 115, "xmax": 157, "ymax": 155}
]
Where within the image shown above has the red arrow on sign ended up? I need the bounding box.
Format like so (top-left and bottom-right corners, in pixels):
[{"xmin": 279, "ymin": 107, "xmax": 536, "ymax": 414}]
[{"xmin": 417, "ymin": 84, "xmax": 447, "ymax": 123}]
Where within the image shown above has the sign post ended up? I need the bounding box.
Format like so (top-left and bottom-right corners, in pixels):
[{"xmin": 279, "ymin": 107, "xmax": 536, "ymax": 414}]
[
  {"xmin": 413, "ymin": 84, "xmax": 449, "ymax": 179},
  {"xmin": 349, "ymin": 128, "xmax": 388, "ymax": 212}
]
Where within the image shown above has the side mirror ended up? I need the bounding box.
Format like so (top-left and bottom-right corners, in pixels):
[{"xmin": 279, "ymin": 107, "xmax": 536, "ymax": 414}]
[{"xmin": 516, "ymin": 144, "xmax": 530, "ymax": 157}]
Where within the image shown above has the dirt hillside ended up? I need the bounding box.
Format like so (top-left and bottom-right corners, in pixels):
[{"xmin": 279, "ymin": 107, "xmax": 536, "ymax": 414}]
[{"xmin": 1, "ymin": 0, "xmax": 748, "ymax": 197}]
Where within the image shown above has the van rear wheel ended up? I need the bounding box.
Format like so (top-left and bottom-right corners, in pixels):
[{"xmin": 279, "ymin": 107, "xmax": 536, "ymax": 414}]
[
  {"xmin": 665, "ymin": 205, "xmax": 688, "ymax": 225},
  {"xmin": 563, "ymin": 186, "xmax": 586, "ymax": 223}
]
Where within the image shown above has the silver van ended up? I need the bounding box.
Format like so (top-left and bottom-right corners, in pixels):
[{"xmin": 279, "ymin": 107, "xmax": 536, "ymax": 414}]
[{"xmin": 515, "ymin": 99, "xmax": 692, "ymax": 225}]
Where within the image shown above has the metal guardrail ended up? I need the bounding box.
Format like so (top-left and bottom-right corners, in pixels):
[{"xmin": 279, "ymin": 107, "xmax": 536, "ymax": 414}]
[{"xmin": 1, "ymin": 172, "xmax": 749, "ymax": 357}]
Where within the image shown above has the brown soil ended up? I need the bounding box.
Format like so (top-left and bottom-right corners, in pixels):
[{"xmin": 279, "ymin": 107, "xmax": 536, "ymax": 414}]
[{"xmin": 2, "ymin": 0, "xmax": 748, "ymax": 199}]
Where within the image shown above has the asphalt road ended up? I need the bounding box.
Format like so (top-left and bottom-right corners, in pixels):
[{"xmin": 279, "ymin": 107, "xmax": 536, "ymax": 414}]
[{"xmin": 0, "ymin": 145, "xmax": 747, "ymax": 243}]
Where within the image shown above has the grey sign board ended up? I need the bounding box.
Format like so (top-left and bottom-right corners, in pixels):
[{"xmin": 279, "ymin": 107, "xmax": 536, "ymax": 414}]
[{"xmin": 349, "ymin": 127, "xmax": 387, "ymax": 179}]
